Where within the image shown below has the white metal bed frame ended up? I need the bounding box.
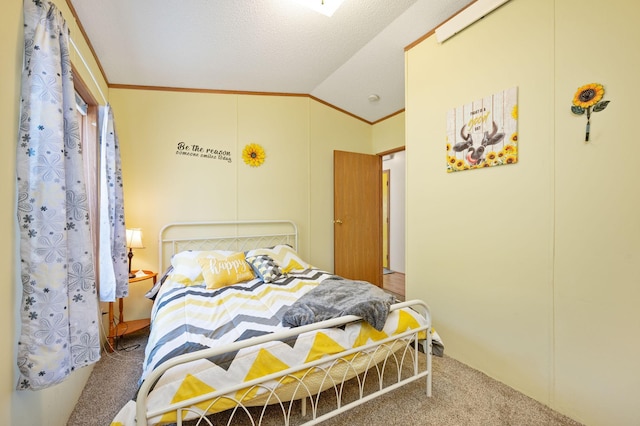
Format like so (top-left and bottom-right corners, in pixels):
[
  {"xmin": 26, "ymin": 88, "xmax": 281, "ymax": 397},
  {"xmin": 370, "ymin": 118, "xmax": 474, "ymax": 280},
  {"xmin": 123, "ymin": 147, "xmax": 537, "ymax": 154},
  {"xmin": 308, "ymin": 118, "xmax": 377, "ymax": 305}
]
[
  {"xmin": 158, "ymin": 220, "xmax": 299, "ymax": 271},
  {"xmin": 136, "ymin": 220, "xmax": 433, "ymax": 425}
]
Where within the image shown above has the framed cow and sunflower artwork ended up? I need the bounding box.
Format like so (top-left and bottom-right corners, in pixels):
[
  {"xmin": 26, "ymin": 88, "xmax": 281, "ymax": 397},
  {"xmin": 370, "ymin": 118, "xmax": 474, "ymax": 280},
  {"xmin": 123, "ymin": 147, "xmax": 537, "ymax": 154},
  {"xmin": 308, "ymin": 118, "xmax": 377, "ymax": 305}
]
[{"xmin": 446, "ymin": 87, "xmax": 518, "ymax": 173}]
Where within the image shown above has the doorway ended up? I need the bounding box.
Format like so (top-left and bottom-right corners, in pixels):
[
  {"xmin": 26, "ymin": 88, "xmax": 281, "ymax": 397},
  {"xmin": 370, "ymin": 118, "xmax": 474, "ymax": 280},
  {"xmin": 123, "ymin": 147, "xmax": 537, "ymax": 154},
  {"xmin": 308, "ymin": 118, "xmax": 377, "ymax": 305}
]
[
  {"xmin": 333, "ymin": 150, "xmax": 382, "ymax": 287},
  {"xmin": 382, "ymin": 169, "xmax": 391, "ymax": 269},
  {"xmin": 332, "ymin": 148, "xmax": 405, "ymax": 296},
  {"xmin": 380, "ymin": 150, "xmax": 406, "ymax": 300}
]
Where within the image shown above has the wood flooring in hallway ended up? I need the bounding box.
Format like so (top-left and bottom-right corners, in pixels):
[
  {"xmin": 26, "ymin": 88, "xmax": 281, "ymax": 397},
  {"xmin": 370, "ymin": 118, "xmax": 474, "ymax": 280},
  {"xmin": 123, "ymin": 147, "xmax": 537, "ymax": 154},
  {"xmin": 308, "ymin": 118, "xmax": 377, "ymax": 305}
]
[{"xmin": 383, "ymin": 271, "xmax": 405, "ymax": 301}]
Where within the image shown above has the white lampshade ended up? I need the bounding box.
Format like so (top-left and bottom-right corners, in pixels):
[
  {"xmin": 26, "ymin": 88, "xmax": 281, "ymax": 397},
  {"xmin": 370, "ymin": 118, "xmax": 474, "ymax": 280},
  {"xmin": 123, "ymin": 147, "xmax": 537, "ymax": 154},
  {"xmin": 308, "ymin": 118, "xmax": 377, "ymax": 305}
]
[{"xmin": 126, "ymin": 228, "xmax": 144, "ymax": 249}]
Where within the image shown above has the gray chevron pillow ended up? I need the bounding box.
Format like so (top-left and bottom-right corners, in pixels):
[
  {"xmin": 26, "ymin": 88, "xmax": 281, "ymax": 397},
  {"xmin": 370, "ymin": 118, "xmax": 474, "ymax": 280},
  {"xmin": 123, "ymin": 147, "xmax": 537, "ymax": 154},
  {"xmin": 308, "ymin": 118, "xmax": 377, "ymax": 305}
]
[{"xmin": 245, "ymin": 255, "xmax": 286, "ymax": 283}]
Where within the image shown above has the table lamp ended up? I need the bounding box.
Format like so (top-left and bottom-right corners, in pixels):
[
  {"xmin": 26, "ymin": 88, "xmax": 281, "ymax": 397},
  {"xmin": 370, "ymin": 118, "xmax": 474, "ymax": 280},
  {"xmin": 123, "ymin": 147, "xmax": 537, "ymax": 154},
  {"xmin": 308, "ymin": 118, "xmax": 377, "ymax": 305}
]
[{"xmin": 126, "ymin": 228, "xmax": 144, "ymax": 279}]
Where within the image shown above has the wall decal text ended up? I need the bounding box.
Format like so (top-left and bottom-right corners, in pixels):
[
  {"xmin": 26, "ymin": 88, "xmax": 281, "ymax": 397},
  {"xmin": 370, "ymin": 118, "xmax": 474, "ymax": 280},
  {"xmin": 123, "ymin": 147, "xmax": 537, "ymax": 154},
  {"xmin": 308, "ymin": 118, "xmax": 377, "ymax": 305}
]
[{"xmin": 176, "ymin": 142, "xmax": 232, "ymax": 163}]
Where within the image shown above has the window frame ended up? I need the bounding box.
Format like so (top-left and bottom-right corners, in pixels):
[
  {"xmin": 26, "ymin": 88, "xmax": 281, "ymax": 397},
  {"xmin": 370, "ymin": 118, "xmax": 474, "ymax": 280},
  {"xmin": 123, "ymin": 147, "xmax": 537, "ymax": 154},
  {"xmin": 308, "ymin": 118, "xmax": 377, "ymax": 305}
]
[{"xmin": 72, "ymin": 65, "xmax": 100, "ymax": 282}]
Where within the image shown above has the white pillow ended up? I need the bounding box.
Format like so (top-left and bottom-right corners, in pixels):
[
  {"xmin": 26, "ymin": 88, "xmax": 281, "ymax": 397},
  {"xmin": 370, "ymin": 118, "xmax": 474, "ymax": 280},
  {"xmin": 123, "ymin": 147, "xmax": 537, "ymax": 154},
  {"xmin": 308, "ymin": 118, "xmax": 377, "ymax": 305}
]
[{"xmin": 169, "ymin": 250, "xmax": 233, "ymax": 285}]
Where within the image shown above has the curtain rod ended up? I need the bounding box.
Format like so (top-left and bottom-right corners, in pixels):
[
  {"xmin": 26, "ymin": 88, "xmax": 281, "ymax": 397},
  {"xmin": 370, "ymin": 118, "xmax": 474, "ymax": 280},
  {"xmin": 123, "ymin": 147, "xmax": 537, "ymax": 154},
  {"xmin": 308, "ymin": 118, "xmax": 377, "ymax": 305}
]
[{"xmin": 69, "ymin": 37, "xmax": 107, "ymax": 105}]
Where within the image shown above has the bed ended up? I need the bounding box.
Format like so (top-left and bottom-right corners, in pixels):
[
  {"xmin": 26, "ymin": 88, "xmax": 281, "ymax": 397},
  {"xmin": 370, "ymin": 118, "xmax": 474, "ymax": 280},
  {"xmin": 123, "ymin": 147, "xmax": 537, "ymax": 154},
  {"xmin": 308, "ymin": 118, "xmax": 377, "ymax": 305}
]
[{"xmin": 111, "ymin": 220, "xmax": 438, "ymax": 426}]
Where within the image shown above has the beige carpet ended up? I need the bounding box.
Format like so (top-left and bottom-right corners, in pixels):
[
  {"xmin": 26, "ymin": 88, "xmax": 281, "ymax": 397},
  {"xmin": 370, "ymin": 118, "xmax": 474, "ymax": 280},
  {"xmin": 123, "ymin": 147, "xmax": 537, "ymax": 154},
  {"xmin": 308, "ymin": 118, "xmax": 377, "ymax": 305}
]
[{"xmin": 68, "ymin": 329, "xmax": 583, "ymax": 426}]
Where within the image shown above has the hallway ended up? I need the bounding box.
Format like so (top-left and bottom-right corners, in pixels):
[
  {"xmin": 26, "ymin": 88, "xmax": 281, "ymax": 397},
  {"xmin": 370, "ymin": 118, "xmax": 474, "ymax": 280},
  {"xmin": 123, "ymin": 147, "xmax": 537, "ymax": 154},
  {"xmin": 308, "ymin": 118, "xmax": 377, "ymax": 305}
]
[{"xmin": 383, "ymin": 271, "xmax": 405, "ymax": 301}]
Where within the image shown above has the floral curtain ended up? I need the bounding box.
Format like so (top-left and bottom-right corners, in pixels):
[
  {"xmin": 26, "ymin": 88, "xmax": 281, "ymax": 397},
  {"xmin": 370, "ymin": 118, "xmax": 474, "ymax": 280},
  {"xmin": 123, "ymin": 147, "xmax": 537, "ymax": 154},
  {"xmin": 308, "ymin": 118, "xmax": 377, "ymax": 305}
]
[
  {"xmin": 16, "ymin": 0, "xmax": 100, "ymax": 390},
  {"xmin": 99, "ymin": 104, "xmax": 129, "ymax": 302}
]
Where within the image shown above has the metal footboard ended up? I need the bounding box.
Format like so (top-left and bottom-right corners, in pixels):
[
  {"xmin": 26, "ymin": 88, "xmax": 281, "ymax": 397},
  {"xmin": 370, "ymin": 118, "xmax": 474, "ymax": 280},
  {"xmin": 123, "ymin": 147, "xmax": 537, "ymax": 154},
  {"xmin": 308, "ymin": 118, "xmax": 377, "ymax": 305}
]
[{"xmin": 136, "ymin": 300, "xmax": 432, "ymax": 426}]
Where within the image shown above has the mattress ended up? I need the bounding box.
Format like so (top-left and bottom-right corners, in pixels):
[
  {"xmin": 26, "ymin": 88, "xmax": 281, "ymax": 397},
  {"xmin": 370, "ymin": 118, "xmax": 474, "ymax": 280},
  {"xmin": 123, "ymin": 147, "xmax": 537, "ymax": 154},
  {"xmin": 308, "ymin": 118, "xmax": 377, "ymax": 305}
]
[{"xmin": 111, "ymin": 267, "xmax": 428, "ymax": 426}]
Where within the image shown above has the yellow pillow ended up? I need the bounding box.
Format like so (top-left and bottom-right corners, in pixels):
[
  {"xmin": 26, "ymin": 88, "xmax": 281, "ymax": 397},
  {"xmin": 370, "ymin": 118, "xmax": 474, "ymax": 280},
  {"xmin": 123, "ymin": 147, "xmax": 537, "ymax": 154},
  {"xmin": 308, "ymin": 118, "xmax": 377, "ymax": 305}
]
[
  {"xmin": 197, "ymin": 251, "xmax": 255, "ymax": 289},
  {"xmin": 169, "ymin": 250, "xmax": 233, "ymax": 285}
]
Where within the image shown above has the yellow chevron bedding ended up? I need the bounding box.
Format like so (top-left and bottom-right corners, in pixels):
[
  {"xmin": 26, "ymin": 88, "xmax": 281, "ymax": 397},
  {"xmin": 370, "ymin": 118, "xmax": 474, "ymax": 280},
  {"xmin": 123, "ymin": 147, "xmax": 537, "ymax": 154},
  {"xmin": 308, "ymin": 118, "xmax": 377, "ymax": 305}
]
[{"xmin": 111, "ymin": 266, "xmax": 428, "ymax": 426}]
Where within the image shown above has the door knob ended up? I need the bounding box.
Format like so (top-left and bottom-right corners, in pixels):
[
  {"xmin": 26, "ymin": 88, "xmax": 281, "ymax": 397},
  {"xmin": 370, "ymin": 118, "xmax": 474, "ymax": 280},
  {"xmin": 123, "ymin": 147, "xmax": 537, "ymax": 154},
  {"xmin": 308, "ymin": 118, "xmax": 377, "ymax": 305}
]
[{"xmin": 333, "ymin": 219, "xmax": 343, "ymax": 224}]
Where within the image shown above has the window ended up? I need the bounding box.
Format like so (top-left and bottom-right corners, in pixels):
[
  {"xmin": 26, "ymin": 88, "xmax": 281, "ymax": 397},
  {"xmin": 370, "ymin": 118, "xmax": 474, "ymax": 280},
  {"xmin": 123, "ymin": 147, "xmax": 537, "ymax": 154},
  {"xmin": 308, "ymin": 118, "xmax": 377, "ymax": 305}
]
[{"xmin": 72, "ymin": 66, "xmax": 100, "ymax": 275}]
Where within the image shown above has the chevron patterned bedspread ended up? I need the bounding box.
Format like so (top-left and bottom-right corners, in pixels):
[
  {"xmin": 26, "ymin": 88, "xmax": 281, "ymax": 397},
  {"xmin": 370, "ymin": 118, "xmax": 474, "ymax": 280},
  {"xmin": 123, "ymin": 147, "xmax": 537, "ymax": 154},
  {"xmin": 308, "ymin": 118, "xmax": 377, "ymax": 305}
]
[{"xmin": 111, "ymin": 267, "xmax": 428, "ymax": 426}]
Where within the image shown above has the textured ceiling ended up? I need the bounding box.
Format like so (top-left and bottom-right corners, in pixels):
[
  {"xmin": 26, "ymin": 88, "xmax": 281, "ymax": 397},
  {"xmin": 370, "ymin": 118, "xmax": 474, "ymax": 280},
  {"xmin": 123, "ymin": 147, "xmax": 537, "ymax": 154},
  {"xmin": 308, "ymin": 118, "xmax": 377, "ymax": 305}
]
[{"xmin": 70, "ymin": 0, "xmax": 472, "ymax": 123}]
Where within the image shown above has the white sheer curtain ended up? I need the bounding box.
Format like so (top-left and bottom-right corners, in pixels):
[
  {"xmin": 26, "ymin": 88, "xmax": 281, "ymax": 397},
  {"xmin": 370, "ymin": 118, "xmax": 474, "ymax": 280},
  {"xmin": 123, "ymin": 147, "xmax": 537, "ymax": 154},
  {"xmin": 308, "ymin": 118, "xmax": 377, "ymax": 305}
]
[
  {"xmin": 99, "ymin": 104, "xmax": 129, "ymax": 302},
  {"xmin": 16, "ymin": 0, "xmax": 100, "ymax": 390}
]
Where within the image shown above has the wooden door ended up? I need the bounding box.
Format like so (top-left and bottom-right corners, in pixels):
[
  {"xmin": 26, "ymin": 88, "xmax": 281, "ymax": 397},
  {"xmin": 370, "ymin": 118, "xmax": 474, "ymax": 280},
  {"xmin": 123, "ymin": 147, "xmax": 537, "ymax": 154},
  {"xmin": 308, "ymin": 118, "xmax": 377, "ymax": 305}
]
[{"xmin": 333, "ymin": 150, "xmax": 382, "ymax": 287}]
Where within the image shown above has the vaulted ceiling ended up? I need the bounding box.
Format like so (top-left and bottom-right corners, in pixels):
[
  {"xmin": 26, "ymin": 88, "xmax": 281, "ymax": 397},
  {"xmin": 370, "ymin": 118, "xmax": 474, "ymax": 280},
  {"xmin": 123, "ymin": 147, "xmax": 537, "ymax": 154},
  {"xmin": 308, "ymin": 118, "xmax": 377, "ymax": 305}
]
[{"xmin": 70, "ymin": 0, "xmax": 472, "ymax": 123}]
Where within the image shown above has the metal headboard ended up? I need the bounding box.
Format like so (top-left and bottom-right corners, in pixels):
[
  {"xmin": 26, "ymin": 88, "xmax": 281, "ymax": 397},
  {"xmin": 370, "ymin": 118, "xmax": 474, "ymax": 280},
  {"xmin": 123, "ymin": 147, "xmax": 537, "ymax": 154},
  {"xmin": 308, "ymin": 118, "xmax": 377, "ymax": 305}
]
[{"xmin": 158, "ymin": 220, "xmax": 298, "ymax": 272}]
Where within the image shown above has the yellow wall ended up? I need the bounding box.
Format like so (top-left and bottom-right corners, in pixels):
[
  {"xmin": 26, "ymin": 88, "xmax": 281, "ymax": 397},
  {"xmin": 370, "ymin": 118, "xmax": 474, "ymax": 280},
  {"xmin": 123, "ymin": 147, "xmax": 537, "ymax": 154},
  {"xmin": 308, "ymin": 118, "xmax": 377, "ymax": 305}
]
[
  {"xmin": 309, "ymin": 100, "xmax": 373, "ymax": 271},
  {"xmin": 406, "ymin": 0, "xmax": 640, "ymax": 425},
  {"xmin": 3, "ymin": 1, "xmax": 109, "ymax": 425},
  {"xmin": 372, "ymin": 112, "xmax": 405, "ymax": 154},
  {"xmin": 553, "ymin": 0, "xmax": 640, "ymax": 423},
  {"xmin": 2, "ymin": 2, "xmax": 22, "ymax": 425},
  {"xmin": 107, "ymin": 89, "xmax": 373, "ymax": 320}
]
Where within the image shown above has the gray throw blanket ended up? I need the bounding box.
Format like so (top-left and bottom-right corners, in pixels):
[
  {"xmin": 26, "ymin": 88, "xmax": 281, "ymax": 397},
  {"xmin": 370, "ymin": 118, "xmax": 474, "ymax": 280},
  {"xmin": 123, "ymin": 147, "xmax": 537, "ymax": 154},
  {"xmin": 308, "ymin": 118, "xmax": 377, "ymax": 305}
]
[{"xmin": 282, "ymin": 277, "xmax": 396, "ymax": 331}]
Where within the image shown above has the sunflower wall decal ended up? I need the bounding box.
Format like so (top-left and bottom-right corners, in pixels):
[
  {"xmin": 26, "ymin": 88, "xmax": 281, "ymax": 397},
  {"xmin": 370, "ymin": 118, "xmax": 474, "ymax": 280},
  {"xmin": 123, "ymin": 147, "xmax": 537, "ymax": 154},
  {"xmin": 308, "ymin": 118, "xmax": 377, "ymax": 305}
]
[
  {"xmin": 571, "ymin": 83, "xmax": 610, "ymax": 142},
  {"xmin": 242, "ymin": 143, "xmax": 266, "ymax": 167}
]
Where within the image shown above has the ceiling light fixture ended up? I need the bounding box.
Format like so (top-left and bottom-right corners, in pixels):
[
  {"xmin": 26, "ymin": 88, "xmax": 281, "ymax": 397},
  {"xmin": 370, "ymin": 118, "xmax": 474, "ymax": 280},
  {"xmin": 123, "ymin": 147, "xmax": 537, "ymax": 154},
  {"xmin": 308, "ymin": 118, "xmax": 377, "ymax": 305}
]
[
  {"xmin": 294, "ymin": 0, "xmax": 344, "ymax": 17},
  {"xmin": 368, "ymin": 94, "xmax": 380, "ymax": 102}
]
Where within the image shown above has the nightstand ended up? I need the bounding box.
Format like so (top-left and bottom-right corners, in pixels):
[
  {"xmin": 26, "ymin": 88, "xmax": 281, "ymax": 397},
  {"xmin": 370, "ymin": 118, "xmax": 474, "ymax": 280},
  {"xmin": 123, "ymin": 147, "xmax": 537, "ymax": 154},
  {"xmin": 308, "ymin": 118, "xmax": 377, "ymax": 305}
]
[{"xmin": 107, "ymin": 270, "xmax": 157, "ymax": 352}]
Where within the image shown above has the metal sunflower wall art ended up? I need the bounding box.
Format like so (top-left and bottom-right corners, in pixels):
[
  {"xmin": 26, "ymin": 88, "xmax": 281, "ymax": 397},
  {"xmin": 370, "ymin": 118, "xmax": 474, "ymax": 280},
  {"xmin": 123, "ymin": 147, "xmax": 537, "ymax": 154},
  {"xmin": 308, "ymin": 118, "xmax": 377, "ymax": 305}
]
[
  {"xmin": 571, "ymin": 83, "xmax": 610, "ymax": 142},
  {"xmin": 242, "ymin": 143, "xmax": 266, "ymax": 167}
]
